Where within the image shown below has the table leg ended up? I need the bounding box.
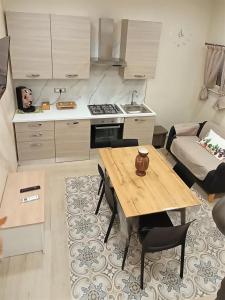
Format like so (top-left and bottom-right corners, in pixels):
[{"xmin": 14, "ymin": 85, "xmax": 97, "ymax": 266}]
[{"xmin": 180, "ymin": 208, "xmax": 186, "ymax": 225}]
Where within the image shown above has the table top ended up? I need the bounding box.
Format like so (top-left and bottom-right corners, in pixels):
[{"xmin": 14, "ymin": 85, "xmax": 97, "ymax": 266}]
[
  {"xmin": 0, "ymin": 171, "xmax": 45, "ymax": 229},
  {"xmin": 99, "ymin": 145, "xmax": 200, "ymax": 218}
]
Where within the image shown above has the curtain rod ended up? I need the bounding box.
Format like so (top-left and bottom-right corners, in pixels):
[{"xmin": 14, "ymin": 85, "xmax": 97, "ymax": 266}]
[{"xmin": 205, "ymin": 42, "xmax": 225, "ymax": 48}]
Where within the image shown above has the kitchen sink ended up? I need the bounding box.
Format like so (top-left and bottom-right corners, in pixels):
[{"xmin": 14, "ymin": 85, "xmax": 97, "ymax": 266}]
[{"xmin": 121, "ymin": 104, "xmax": 152, "ymax": 114}]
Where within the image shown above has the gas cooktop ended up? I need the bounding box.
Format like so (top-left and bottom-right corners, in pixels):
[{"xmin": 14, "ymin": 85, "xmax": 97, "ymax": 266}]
[{"xmin": 88, "ymin": 104, "xmax": 122, "ymax": 115}]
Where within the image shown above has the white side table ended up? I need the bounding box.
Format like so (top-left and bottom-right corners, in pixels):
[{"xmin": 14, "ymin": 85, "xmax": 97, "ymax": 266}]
[{"xmin": 0, "ymin": 171, "xmax": 45, "ymax": 257}]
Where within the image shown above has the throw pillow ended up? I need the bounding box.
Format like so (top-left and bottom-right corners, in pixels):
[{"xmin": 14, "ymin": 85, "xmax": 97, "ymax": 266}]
[{"xmin": 198, "ymin": 129, "xmax": 225, "ymax": 160}]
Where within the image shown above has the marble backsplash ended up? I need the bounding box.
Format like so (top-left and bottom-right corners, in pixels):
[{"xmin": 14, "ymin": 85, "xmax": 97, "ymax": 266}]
[{"xmin": 13, "ymin": 65, "xmax": 147, "ymax": 107}]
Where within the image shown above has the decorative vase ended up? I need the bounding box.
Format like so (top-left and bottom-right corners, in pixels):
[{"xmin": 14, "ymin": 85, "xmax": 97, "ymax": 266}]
[{"xmin": 135, "ymin": 147, "xmax": 149, "ymax": 176}]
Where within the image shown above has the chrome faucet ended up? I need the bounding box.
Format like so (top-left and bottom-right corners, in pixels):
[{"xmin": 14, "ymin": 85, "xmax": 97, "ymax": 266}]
[{"xmin": 131, "ymin": 90, "xmax": 138, "ymax": 105}]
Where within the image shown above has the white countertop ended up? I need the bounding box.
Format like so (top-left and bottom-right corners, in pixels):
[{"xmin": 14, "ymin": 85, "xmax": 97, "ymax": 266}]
[{"xmin": 12, "ymin": 102, "xmax": 156, "ymax": 123}]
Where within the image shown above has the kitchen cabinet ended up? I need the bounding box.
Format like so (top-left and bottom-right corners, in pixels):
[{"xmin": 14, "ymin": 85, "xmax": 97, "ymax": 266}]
[
  {"xmin": 120, "ymin": 19, "xmax": 162, "ymax": 79},
  {"xmin": 14, "ymin": 120, "xmax": 90, "ymax": 163},
  {"xmin": 6, "ymin": 12, "xmax": 52, "ymax": 79},
  {"xmin": 6, "ymin": 12, "xmax": 90, "ymax": 80},
  {"xmin": 15, "ymin": 121, "xmax": 55, "ymax": 162},
  {"xmin": 55, "ymin": 120, "xmax": 90, "ymax": 162},
  {"xmin": 123, "ymin": 117, "xmax": 155, "ymax": 145},
  {"xmin": 51, "ymin": 15, "xmax": 90, "ymax": 79}
]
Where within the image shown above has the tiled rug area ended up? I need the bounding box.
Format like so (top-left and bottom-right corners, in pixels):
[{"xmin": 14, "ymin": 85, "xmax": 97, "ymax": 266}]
[{"xmin": 65, "ymin": 175, "xmax": 225, "ymax": 300}]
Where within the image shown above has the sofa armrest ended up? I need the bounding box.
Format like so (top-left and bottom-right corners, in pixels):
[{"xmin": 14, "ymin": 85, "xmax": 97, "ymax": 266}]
[
  {"xmin": 166, "ymin": 126, "xmax": 176, "ymax": 151},
  {"xmin": 202, "ymin": 162, "xmax": 225, "ymax": 194}
]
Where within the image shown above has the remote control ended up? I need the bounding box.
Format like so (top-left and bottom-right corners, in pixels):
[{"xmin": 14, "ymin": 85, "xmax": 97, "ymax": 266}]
[
  {"xmin": 20, "ymin": 185, "xmax": 40, "ymax": 193},
  {"xmin": 22, "ymin": 195, "xmax": 39, "ymax": 203}
]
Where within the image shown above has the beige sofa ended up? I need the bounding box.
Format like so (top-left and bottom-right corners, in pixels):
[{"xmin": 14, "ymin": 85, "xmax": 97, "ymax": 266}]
[{"xmin": 166, "ymin": 121, "xmax": 225, "ymax": 201}]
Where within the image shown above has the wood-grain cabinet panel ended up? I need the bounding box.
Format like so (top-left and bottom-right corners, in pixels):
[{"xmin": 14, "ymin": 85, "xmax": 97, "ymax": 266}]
[
  {"xmin": 123, "ymin": 117, "xmax": 155, "ymax": 145},
  {"xmin": 55, "ymin": 120, "xmax": 90, "ymax": 162},
  {"xmin": 15, "ymin": 121, "xmax": 54, "ymax": 132},
  {"xmin": 51, "ymin": 15, "xmax": 90, "ymax": 79},
  {"xmin": 17, "ymin": 140, "xmax": 55, "ymax": 161},
  {"xmin": 120, "ymin": 19, "xmax": 162, "ymax": 79},
  {"xmin": 16, "ymin": 130, "xmax": 54, "ymax": 142},
  {"xmin": 6, "ymin": 12, "xmax": 52, "ymax": 79}
]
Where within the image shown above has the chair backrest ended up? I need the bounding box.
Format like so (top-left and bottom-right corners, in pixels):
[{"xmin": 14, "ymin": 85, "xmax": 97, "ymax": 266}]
[
  {"xmin": 104, "ymin": 177, "xmax": 117, "ymax": 213},
  {"xmin": 110, "ymin": 139, "xmax": 138, "ymax": 148},
  {"xmin": 142, "ymin": 221, "xmax": 193, "ymax": 252},
  {"xmin": 212, "ymin": 198, "xmax": 225, "ymax": 236},
  {"xmin": 98, "ymin": 164, "xmax": 105, "ymax": 181}
]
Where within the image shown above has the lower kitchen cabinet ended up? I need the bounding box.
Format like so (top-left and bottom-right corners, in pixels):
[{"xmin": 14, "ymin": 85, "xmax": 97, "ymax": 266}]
[
  {"xmin": 15, "ymin": 121, "xmax": 55, "ymax": 162},
  {"xmin": 14, "ymin": 116, "xmax": 154, "ymax": 164},
  {"xmin": 123, "ymin": 117, "xmax": 155, "ymax": 145},
  {"xmin": 17, "ymin": 140, "xmax": 55, "ymax": 161},
  {"xmin": 55, "ymin": 119, "xmax": 90, "ymax": 162}
]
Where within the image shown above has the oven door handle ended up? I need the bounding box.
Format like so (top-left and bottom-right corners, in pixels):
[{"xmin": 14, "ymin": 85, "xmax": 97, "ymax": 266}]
[{"xmin": 95, "ymin": 125, "xmax": 121, "ymax": 130}]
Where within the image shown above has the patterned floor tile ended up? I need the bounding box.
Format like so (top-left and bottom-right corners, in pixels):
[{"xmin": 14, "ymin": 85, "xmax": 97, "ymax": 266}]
[{"xmin": 65, "ymin": 175, "xmax": 224, "ymax": 300}]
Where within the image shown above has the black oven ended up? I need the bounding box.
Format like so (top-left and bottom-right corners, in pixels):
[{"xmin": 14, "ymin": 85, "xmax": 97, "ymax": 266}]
[{"xmin": 91, "ymin": 118, "xmax": 124, "ymax": 148}]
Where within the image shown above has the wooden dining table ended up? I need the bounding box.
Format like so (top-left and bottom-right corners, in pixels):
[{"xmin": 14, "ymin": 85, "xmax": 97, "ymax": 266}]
[{"xmin": 99, "ymin": 145, "xmax": 200, "ymax": 220}]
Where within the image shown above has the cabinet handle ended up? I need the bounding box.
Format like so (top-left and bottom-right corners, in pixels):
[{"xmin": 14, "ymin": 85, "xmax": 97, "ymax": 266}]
[
  {"xmin": 134, "ymin": 119, "xmax": 146, "ymax": 122},
  {"xmin": 26, "ymin": 73, "xmax": 40, "ymax": 78},
  {"xmin": 96, "ymin": 126, "xmax": 121, "ymax": 130},
  {"xmin": 134, "ymin": 74, "xmax": 146, "ymax": 78},
  {"xmin": 65, "ymin": 74, "xmax": 79, "ymax": 78},
  {"xmin": 28, "ymin": 123, "xmax": 42, "ymax": 127},
  {"xmin": 30, "ymin": 143, "xmax": 42, "ymax": 147},
  {"xmin": 66, "ymin": 121, "xmax": 79, "ymax": 125},
  {"xmin": 31, "ymin": 133, "xmax": 43, "ymax": 137}
]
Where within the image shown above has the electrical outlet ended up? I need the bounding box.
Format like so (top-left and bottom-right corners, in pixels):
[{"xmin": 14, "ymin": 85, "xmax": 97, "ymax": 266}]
[{"xmin": 54, "ymin": 88, "xmax": 66, "ymax": 93}]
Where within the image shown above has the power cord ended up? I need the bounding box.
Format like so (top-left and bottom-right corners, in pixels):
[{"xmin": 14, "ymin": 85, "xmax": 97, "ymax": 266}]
[{"xmin": 50, "ymin": 88, "xmax": 62, "ymax": 106}]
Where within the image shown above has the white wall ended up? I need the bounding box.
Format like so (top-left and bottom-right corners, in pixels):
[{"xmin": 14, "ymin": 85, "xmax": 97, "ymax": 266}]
[
  {"xmin": 193, "ymin": 0, "xmax": 225, "ymax": 127},
  {"xmin": 0, "ymin": 0, "xmax": 17, "ymax": 200},
  {"xmin": 208, "ymin": 0, "xmax": 225, "ymax": 45},
  {"xmin": 3, "ymin": 0, "xmax": 213, "ymax": 129}
]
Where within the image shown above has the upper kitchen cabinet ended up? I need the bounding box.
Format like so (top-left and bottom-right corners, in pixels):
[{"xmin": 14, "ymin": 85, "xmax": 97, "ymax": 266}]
[
  {"xmin": 120, "ymin": 19, "xmax": 162, "ymax": 79},
  {"xmin": 51, "ymin": 15, "xmax": 90, "ymax": 79},
  {"xmin": 6, "ymin": 12, "xmax": 52, "ymax": 79}
]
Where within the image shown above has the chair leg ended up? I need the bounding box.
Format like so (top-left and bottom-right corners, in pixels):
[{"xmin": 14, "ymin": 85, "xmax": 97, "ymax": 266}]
[
  {"xmin": 140, "ymin": 250, "xmax": 145, "ymax": 290},
  {"xmin": 122, "ymin": 232, "xmax": 131, "ymax": 270},
  {"xmin": 95, "ymin": 186, "xmax": 104, "ymax": 215},
  {"xmin": 180, "ymin": 243, "xmax": 185, "ymax": 279},
  {"xmin": 97, "ymin": 179, "xmax": 103, "ymax": 195},
  {"xmin": 104, "ymin": 211, "xmax": 116, "ymax": 243}
]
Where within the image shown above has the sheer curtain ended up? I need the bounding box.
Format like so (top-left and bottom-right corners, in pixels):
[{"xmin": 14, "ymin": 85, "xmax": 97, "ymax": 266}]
[
  {"xmin": 199, "ymin": 45, "xmax": 225, "ymax": 100},
  {"xmin": 215, "ymin": 62, "xmax": 225, "ymax": 110}
]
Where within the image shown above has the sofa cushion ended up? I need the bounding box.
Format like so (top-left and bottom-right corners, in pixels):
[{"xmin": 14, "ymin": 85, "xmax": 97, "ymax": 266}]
[
  {"xmin": 171, "ymin": 136, "xmax": 222, "ymax": 181},
  {"xmin": 199, "ymin": 129, "xmax": 225, "ymax": 161},
  {"xmin": 199, "ymin": 121, "xmax": 225, "ymax": 140}
]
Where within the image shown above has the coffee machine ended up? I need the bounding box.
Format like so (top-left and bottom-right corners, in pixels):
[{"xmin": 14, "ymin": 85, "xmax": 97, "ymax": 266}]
[{"xmin": 16, "ymin": 86, "xmax": 35, "ymax": 112}]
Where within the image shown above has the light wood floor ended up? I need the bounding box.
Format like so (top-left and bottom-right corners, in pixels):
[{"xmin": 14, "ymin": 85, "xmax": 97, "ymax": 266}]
[
  {"xmin": 0, "ymin": 157, "xmax": 216, "ymax": 300},
  {"xmin": 0, "ymin": 160, "xmax": 98, "ymax": 300}
]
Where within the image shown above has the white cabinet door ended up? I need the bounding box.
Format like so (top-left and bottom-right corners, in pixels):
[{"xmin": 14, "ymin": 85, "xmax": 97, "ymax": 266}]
[
  {"xmin": 123, "ymin": 117, "xmax": 155, "ymax": 145},
  {"xmin": 120, "ymin": 20, "xmax": 162, "ymax": 79},
  {"xmin": 6, "ymin": 12, "xmax": 52, "ymax": 79},
  {"xmin": 55, "ymin": 120, "xmax": 90, "ymax": 162},
  {"xmin": 51, "ymin": 15, "xmax": 90, "ymax": 79}
]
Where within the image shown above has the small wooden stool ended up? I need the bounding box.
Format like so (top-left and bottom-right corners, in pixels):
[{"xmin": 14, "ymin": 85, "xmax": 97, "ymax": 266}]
[{"xmin": 153, "ymin": 125, "xmax": 168, "ymax": 148}]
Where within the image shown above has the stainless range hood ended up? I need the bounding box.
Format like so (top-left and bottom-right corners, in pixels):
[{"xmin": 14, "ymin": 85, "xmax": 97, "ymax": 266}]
[{"xmin": 91, "ymin": 18, "xmax": 126, "ymax": 67}]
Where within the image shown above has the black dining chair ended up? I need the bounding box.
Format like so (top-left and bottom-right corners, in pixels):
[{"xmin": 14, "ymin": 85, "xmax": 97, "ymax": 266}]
[
  {"xmin": 95, "ymin": 164, "xmax": 106, "ymax": 215},
  {"xmin": 122, "ymin": 212, "xmax": 193, "ymax": 289},
  {"xmin": 212, "ymin": 198, "xmax": 225, "ymax": 300},
  {"xmin": 103, "ymin": 176, "xmax": 118, "ymax": 243},
  {"xmin": 110, "ymin": 139, "xmax": 138, "ymax": 148}
]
